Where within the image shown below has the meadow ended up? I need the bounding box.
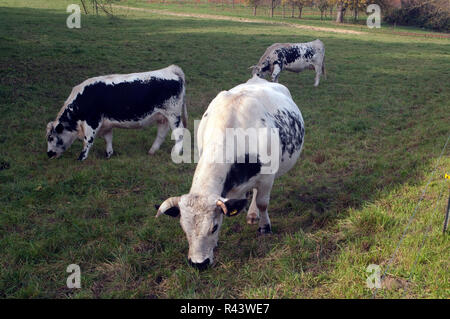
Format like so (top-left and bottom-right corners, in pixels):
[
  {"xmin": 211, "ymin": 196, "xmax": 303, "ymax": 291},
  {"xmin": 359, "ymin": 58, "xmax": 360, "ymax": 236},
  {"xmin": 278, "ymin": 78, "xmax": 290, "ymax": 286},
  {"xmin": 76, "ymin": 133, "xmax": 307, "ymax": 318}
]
[{"xmin": 0, "ymin": 0, "xmax": 449, "ymax": 298}]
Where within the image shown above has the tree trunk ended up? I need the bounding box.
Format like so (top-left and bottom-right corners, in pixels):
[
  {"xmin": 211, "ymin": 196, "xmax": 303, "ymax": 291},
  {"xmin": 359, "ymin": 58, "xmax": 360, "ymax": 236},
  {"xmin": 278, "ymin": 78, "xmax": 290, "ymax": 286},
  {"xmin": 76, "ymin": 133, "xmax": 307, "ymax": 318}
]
[
  {"xmin": 329, "ymin": 6, "xmax": 333, "ymax": 20},
  {"xmin": 282, "ymin": 4, "xmax": 285, "ymax": 18},
  {"xmin": 271, "ymin": 0, "xmax": 275, "ymax": 18},
  {"xmin": 354, "ymin": 8, "xmax": 358, "ymax": 21},
  {"xmin": 253, "ymin": 6, "xmax": 257, "ymax": 16},
  {"xmin": 336, "ymin": 3, "xmax": 344, "ymax": 23},
  {"xmin": 298, "ymin": 6, "xmax": 302, "ymax": 19},
  {"xmin": 320, "ymin": 10, "xmax": 323, "ymax": 20},
  {"xmin": 291, "ymin": 4, "xmax": 295, "ymax": 18}
]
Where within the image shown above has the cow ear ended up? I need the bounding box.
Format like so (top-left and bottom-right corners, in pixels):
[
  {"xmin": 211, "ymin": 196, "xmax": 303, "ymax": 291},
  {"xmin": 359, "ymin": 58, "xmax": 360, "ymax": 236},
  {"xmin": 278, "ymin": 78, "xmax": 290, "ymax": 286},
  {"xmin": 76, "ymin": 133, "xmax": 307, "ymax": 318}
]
[
  {"xmin": 55, "ymin": 123, "xmax": 64, "ymax": 134},
  {"xmin": 46, "ymin": 122, "xmax": 53, "ymax": 136},
  {"xmin": 217, "ymin": 199, "xmax": 247, "ymax": 217}
]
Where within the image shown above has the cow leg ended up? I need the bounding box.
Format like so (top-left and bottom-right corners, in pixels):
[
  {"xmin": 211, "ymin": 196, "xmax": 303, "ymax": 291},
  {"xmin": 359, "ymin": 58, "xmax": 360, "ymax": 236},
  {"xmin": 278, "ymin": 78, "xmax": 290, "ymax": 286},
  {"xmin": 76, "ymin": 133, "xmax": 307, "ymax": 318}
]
[
  {"xmin": 271, "ymin": 64, "xmax": 282, "ymax": 83},
  {"xmin": 246, "ymin": 188, "xmax": 260, "ymax": 225},
  {"xmin": 256, "ymin": 180, "xmax": 274, "ymax": 234},
  {"xmin": 313, "ymin": 63, "xmax": 322, "ymax": 87},
  {"xmin": 78, "ymin": 122, "xmax": 98, "ymax": 161},
  {"xmin": 103, "ymin": 129, "xmax": 113, "ymax": 158},
  {"xmin": 149, "ymin": 116, "xmax": 170, "ymax": 155},
  {"xmin": 167, "ymin": 114, "xmax": 185, "ymax": 156}
]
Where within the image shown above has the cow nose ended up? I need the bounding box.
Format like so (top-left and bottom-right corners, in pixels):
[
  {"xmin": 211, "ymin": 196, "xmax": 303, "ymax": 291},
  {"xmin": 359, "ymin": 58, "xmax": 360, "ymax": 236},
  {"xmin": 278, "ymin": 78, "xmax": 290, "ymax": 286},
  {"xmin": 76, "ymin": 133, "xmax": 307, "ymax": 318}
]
[
  {"xmin": 47, "ymin": 151, "xmax": 56, "ymax": 158},
  {"xmin": 188, "ymin": 258, "xmax": 210, "ymax": 271}
]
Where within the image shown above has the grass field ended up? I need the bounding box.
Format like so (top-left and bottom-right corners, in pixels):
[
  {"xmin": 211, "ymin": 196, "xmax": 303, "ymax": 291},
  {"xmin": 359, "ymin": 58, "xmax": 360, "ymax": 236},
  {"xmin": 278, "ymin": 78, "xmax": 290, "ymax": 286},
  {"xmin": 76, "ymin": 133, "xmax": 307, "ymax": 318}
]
[{"xmin": 0, "ymin": 0, "xmax": 449, "ymax": 298}]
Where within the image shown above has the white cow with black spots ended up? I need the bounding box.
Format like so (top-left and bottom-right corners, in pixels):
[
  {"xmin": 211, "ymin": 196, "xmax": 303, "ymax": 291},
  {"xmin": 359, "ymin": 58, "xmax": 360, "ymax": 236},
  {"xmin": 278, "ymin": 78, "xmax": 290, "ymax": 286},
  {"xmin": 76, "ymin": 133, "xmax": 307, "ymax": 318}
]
[
  {"xmin": 251, "ymin": 39, "xmax": 326, "ymax": 87},
  {"xmin": 46, "ymin": 64, "xmax": 187, "ymax": 161},
  {"xmin": 156, "ymin": 75, "xmax": 305, "ymax": 270}
]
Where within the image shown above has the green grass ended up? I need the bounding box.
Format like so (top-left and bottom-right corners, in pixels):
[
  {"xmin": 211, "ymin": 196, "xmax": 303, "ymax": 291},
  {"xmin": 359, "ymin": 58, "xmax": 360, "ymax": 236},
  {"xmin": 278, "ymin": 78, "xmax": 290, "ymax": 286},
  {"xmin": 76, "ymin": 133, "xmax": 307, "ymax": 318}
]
[{"xmin": 0, "ymin": 0, "xmax": 449, "ymax": 298}]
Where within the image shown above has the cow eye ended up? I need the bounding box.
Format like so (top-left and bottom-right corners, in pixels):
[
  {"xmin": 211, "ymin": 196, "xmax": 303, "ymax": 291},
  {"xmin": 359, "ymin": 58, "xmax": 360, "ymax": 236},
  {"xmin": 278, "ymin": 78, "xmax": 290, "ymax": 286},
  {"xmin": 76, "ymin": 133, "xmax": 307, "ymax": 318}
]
[{"xmin": 211, "ymin": 224, "xmax": 218, "ymax": 234}]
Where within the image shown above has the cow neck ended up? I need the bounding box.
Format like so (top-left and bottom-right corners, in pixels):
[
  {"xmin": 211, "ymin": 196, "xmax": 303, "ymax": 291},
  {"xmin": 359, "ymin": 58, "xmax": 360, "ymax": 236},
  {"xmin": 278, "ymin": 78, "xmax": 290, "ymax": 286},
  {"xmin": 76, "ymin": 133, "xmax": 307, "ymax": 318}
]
[{"xmin": 189, "ymin": 154, "xmax": 231, "ymax": 197}]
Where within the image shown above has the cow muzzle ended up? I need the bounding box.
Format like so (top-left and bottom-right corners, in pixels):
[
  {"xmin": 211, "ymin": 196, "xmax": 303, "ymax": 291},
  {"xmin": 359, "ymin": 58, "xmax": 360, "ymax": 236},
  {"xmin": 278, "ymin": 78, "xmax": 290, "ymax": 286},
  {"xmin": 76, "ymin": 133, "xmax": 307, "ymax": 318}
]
[
  {"xmin": 47, "ymin": 151, "xmax": 57, "ymax": 158},
  {"xmin": 188, "ymin": 258, "xmax": 210, "ymax": 271}
]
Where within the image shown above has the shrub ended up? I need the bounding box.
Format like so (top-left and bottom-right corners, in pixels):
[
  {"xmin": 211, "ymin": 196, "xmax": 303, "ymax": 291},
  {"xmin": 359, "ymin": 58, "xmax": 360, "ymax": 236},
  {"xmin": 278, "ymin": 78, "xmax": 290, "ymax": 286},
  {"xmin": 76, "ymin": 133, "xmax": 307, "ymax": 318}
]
[{"xmin": 384, "ymin": 0, "xmax": 450, "ymax": 32}]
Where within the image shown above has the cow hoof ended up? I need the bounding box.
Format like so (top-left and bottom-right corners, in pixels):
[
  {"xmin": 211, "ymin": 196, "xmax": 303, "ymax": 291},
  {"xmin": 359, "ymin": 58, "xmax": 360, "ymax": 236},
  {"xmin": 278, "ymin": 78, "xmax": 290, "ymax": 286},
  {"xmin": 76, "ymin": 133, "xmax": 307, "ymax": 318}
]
[
  {"xmin": 148, "ymin": 149, "xmax": 156, "ymax": 155},
  {"xmin": 105, "ymin": 151, "xmax": 113, "ymax": 158},
  {"xmin": 258, "ymin": 224, "xmax": 272, "ymax": 234},
  {"xmin": 246, "ymin": 214, "xmax": 260, "ymax": 225}
]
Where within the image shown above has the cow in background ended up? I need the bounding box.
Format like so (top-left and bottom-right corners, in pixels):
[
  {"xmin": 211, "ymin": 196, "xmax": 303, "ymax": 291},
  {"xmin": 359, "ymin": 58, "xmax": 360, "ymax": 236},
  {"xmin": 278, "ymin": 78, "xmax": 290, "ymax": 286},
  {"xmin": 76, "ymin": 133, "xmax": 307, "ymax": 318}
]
[
  {"xmin": 251, "ymin": 39, "xmax": 326, "ymax": 87},
  {"xmin": 46, "ymin": 64, "xmax": 187, "ymax": 161}
]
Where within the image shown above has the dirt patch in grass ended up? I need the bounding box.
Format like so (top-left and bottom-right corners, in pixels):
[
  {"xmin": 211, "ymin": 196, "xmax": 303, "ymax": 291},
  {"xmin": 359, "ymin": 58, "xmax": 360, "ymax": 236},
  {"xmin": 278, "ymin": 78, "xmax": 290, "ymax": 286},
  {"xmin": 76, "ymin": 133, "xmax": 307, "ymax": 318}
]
[{"xmin": 113, "ymin": 5, "xmax": 366, "ymax": 35}]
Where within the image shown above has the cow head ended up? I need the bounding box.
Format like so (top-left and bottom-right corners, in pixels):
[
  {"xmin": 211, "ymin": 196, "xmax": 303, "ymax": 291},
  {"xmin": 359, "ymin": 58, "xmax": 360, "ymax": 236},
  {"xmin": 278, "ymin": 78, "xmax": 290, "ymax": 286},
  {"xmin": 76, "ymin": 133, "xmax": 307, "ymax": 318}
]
[
  {"xmin": 46, "ymin": 121, "xmax": 77, "ymax": 159},
  {"xmin": 250, "ymin": 61, "xmax": 271, "ymax": 79},
  {"xmin": 156, "ymin": 194, "xmax": 247, "ymax": 270}
]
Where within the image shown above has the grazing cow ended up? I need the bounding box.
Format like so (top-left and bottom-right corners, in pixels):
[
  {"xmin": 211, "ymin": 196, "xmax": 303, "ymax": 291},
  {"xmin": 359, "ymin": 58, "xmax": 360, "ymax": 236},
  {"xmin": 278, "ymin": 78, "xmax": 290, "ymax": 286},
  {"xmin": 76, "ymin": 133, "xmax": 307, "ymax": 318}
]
[
  {"xmin": 156, "ymin": 75, "xmax": 305, "ymax": 270},
  {"xmin": 251, "ymin": 39, "xmax": 326, "ymax": 87},
  {"xmin": 46, "ymin": 64, "xmax": 187, "ymax": 161}
]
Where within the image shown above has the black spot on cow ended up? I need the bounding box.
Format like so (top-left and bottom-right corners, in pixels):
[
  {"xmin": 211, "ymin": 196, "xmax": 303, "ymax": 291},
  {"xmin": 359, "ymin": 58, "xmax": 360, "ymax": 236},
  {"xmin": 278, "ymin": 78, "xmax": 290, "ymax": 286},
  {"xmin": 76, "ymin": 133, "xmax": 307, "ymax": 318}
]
[
  {"xmin": 88, "ymin": 136, "xmax": 94, "ymax": 144},
  {"xmin": 270, "ymin": 110, "xmax": 304, "ymax": 158},
  {"xmin": 59, "ymin": 77, "xmax": 183, "ymax": 131},
  {"xmin": 221, "ymin": 154, "xmax": 262, "ymax": 197},
  {"xmin": 303, "ymin": 47, "xmax": 315, "ymax": 60},
  {"xmin": 203, "ymin": 112, "xmax": 208, "ymax": 117},
  {"xmin": 277, "ymin": 47, "xmax": 302, "ymax": 65}
]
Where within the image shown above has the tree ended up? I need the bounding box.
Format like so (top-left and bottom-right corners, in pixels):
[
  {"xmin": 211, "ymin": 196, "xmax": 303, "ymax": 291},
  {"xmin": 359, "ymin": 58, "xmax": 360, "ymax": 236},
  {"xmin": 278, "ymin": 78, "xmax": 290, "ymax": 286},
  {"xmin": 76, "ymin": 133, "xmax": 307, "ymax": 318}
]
[
  {"xmin": 384, "ymin": 0, "xmax": 450, "ymax": 32},
  {"xmin": 270, "ymin": 0, "xmax": 282, "ymax": 18},
  {"xmin": 347, "ymin": 0, "xmax": 369, "ymax": 21},
  {"xmin": 245, "ymin": 0, "xmax": 263, "ymax": 16},
  {"xmin": 282, "ymin": 0, "xmax": 312, "ymax": 18},
  {"xmin": 336, "ymin": 0, "xmax": 348, "ymax": 23},
  {"xmin": 79, "ymin": 0, "xmax": 115, "ymax": 16},
  {"xmin": 317, "ymin": 0, "xmax": 329, "ymax": 20},
  {"xmin": 281, "ymin": 0, "xmax": 296, "ymax": 17}
]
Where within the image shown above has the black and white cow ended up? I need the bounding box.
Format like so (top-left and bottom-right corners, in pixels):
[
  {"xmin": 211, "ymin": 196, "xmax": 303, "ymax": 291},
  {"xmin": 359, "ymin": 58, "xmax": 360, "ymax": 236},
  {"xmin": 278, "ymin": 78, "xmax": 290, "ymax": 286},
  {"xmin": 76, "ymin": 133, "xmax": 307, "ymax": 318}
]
[
  {"xmin": 156, "ymin": 75, "xmax": 305, "ymax": 270},
  {"xmin": 46, "ymin": 64, "xmax": 187, "ymax": 161},
  {"xmin": 251, "ymin": 39, "xmax": 326, "ymax": 87}
]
